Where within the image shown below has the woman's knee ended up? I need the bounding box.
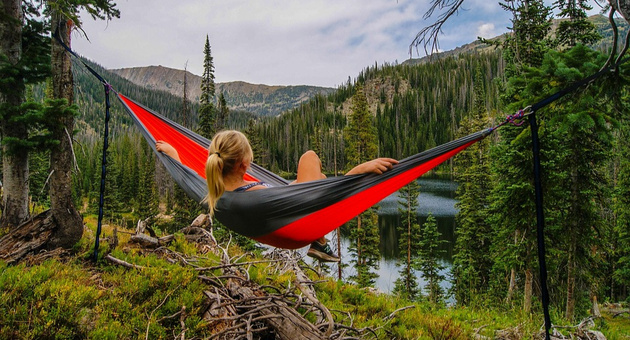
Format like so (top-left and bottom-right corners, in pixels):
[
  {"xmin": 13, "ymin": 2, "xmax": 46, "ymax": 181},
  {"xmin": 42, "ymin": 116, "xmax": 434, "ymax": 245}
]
[
  {"xmin": 296, "ymin": 150, "xmax": 324, "ymax": 183},
  {"xmin": 300, "ymin": 150, "xmax": 320, "ymax": 165}
]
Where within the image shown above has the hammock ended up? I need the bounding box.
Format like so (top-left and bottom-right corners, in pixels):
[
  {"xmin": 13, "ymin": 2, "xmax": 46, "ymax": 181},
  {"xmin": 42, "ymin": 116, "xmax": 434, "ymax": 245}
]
[{"xmin": 118, "ymin": 93, "xmax": 491, "ymax": 249}]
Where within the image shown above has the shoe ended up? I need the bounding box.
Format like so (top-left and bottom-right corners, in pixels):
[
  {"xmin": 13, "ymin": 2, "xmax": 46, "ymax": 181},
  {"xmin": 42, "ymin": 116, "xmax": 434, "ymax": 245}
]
[{"xmin": 307, "ymin": 239, "xmax": 340, "ymax": 262}]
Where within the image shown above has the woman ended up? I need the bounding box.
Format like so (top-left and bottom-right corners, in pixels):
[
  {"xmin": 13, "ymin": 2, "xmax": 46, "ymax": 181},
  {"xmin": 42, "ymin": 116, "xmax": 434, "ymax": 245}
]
[{"xmin": 158, "ymin": 130, "xmax": 398, "ymax": 262}]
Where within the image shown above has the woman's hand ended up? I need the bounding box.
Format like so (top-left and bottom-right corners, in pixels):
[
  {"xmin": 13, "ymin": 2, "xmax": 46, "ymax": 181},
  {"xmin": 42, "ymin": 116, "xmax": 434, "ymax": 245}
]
[
  {"xmin": 156, "ymin": 140, "xmax": 181, "ymax": 162},
  {"xmin": 346, "ymin": 158, "xmax": 399, "ymax": 175}
]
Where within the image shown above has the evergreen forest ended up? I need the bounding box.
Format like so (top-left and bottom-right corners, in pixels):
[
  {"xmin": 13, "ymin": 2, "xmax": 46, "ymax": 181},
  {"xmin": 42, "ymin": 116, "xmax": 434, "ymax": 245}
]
[{"xmin": 2, "ymin": 1, "xmax": 630, "ymax": 338}]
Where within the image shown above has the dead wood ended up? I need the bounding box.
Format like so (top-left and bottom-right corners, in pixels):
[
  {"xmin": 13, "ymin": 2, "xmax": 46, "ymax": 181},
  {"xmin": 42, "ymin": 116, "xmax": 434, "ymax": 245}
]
[
  {"xmin": 105, "ymin": 254, "xmax": 145, "ymax": 270},
  {"xmin": 383, "ymin": 305, "xmax": 416, "ymax": 321},
  {"xmin": 118, "ymin": 216, "xmax": 382, "ymax": 340},
  {"xmin": 190, "ymin": 213, "xmax": 211, "ymax": 229},
  {"xmin": 533, "ymin": 317, "xmax": 608, "ymax": 340},
  {"xmin": 223, "ymin": 278, "xmax": 325, "ymax": 339},
  {"xmin": 0, "ymin": 210, "xmax": 56, "ymax": 264},
  {"xmin": 130, "ymin": 233, "xmax": 160, "ymax": 247}
]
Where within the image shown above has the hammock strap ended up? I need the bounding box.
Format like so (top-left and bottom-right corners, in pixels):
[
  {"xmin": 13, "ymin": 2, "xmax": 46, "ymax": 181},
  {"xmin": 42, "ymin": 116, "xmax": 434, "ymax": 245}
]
[
  {"xmin": 92, "ymin": 83, "xmax": 112, "ymax": 261},
  {"xmin": 529, "ymin": 112, "xmax": 552, "ymax": 340},
  {"xmin": 53, "ymin": 29, "xmax": 112, "ymax": 262}
]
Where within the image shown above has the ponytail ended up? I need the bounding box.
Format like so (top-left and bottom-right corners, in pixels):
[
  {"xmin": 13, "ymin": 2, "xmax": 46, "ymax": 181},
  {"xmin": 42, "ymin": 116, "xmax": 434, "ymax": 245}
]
[
  {"xmin": 205, "ymin": 153, "xmax": 224, "ymax": 217},
  {"xmin": 205, "ymin": 130, "xmax": 253, "ymax": 217}
]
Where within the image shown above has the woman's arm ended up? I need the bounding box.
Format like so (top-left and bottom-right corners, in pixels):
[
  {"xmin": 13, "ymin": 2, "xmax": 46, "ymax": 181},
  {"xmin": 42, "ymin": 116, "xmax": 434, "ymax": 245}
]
[
  {"xmin": 156, "ymin": 141, "xmax": 181, "ymax": 162},
  {"xmin": 346, "ymin": 158, "xmax": 398, "ymax": 175}
]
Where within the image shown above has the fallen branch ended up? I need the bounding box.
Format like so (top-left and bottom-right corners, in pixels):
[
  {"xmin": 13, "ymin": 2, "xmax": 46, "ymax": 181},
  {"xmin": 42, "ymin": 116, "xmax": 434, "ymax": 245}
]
[
  {"xmin": 384, "ymin": 305, "xmax": 416, "ymax": 321},
  {"xmin": 194, "ymin": 258, "xmax": 286, "ymax": 272},
  {"xmin": 105, "ymin": 254, "xmax": 145, "ymax": 270}
]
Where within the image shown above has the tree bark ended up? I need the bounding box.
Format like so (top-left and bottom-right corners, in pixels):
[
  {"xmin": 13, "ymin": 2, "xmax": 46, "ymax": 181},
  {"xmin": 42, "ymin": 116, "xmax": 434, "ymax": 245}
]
[
  {"xmin": 47, "ymin": 13, "xmax": 82, "ymax": 249},
  {"xmin": 0, "ymin": 210, "xmax": 55, "ymax": 264},
  {"xmin": 524, "ymin": 267, "xmax": 533, "ymax": 314},
  {"xmin": 0, "ymin": 0, "xmax": 29, "ymax": 229},
  {"xmin": 506, "ymin": 267, "xmax": 517, "ymax": 303}
]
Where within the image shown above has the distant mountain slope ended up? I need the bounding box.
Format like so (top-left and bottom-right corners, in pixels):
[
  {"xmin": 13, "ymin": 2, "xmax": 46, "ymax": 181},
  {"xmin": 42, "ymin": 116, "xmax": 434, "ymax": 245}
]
[
  {"xmin": 111, "ymin": 66, "xmax": 335, "ymax": 116},
  {"xmin": 402, "ymin": 14, "xmax": 627, "ymax": 66}
]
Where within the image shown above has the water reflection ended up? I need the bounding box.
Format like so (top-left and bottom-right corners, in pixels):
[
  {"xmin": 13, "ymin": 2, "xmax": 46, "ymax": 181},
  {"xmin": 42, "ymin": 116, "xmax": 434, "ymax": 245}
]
[{"xmin": 318, "ymin": 177, "xmax": 459, "ymax": 296}]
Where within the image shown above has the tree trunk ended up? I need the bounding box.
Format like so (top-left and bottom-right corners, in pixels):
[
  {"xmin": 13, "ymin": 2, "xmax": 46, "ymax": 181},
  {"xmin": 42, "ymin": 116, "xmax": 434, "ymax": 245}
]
[
  {"xmin": 0, "ymin": 0, "xmax": 29, "ymax": 229},
  {"xmin": 591, "ymin": 293, "xmax": 601, "ymax": 318},
  {"xmin": 506, "ymin": 231, "xmax": 520, "ymax": 303},
  {"xmin": 524, "ymin": 267, "xmax": 533, "ymax": 314},
  {"xmin": 566, "ymin": 257, "xmax": 576, "ymax": 321},
  {"xmin": 357, "ymin": 215, "xmax": 362, "ymax": 270},
  {"xmin": 506, "ymin": 267, "xmax": 517, "ymax": 303},
  {"xmin": 47, "ymin": 14, "xmax": 82, "ymax": 249}
]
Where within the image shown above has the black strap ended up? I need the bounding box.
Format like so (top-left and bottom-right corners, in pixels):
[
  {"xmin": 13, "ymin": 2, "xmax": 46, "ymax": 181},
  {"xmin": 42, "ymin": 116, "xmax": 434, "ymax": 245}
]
[
  {"xmin": 52, "ymin": 27, "xmax": 112, "ymax": 262},
  {"xmin": 529, "ymin": 113, "xmax": 552, "ymax": 340}
]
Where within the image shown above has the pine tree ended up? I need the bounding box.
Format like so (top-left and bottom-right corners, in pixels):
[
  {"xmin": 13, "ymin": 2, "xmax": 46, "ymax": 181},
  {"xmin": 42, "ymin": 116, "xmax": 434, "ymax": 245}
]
[
  {"xmin": 393, "ymin": 180, "xmax": 422, "ymax": 300},
  {"xmin": 553, "ymin": 0, "xmax": 600, "ymax": 49},
  {"xmin": 344, "ymin": 85, "xmax": 378, "ymax": 166},
  {"xmin": 489, "ymin": 0, "xmax": 553, "ymax": 313},
  {"xmin": 135, "ymin": 145, "xmax": 159, "ymax": 220},
  {"xmin": 244, "ymin": 119, "xmax": 267, "ymax": 167},
  {"xmin": 452, "ymin": 67, "xmax": 493, "ymax": 305},
  {"xmin": 347, "ymin": 210, "xmax": 380, "ymax": 287},
  {"xmin": 46, "ymin": 0, "xmax": 119, "ymax": 248},
  {"xmin": 418, "ymin": 213, "xmax": 446, "ymax": 305},
  {"xmin": 198, "ymin": 35, "xmax": 216, "ymax": 138},
  {"xmin": 612, "ymin": 119, "xmax": 630, "ymax": 300},
  {"xmin": 541, "ymin": 46, "xmax": 611, "ymax": 321},
  {"xmin": 215, "ymin": 92, "xmax": 229, "ymax": 132},
  {"xmin": 344, "ymin": 85, "xmax": 380, "ymax": 287}
]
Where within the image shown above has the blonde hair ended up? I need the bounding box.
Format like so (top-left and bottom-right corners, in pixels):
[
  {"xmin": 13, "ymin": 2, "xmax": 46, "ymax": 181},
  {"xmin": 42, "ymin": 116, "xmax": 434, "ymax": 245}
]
[{"xmin": 205, "ymin": 130, "xmax": 253, "ymax": 217}]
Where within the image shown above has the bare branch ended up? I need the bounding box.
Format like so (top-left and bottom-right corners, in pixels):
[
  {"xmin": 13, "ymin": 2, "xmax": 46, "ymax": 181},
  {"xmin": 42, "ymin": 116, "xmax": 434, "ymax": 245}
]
[
  {"xmin": 105, "ymin": 254, "xmax": 145, "ymax": 270},
  {"xmin": 383, "ymin": 305, "xmax": 416, "ymax": 321},
  {"xmin": 410, "ymin": 0, "xmax": 466, "ymax": 57}
]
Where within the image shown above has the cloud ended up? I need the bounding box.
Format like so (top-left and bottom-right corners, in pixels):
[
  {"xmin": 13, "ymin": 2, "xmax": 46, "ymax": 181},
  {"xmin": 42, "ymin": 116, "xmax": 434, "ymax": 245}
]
[
  {"xmin": 73, "ymin": 0, "xmax": 513, "ymax": 87},
  {"xmin": 476, "ymin": 23, "xmax": 497, "ymax": 38}
]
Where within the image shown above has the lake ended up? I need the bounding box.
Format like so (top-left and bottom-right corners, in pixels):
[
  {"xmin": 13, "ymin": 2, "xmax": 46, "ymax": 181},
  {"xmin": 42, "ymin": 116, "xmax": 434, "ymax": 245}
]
[{"xmin": 310, "ymin": 177, "xmax": 459, "ymax": 296}]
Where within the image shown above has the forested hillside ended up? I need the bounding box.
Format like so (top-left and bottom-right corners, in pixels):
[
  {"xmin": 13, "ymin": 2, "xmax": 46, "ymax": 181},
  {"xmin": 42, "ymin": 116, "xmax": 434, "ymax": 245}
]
[{"xmin": 251, "ymin": 51, "xmax": 505, "ymax": 174}]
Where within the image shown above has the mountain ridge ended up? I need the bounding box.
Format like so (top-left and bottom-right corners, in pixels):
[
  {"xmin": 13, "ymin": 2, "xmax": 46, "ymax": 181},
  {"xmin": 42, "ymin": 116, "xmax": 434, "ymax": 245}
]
[{"xmin": 111, "ymin": 66, "xmax": 335, "ymax": 117}]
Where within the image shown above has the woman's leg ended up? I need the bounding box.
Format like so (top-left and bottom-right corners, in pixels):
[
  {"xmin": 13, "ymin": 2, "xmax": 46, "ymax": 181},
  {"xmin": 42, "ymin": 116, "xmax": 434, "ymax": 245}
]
[
  {"xmin": 295, "ymin": 151, "xmax": 339, "ymax": 262},
  {"xmin": 295, "ymin": 150, "xmax": 326, "ymax": 183},
  {"xmin": 295, "ymin": 150, "xmax": 327, "ymax": 243}
]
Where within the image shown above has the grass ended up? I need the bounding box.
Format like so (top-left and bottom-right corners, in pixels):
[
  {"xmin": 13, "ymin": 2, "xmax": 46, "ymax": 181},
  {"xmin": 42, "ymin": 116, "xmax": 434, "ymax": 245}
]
[{"xmin": 0, "ymin": 217, "xmax": 628, "ymax": 339}]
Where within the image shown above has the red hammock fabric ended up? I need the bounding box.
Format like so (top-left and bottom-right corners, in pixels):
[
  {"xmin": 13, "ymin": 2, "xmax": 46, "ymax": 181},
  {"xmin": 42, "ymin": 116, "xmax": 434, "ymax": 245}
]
[{"xmin": 119, "ymin": 94, "xmax": 258, "ymax": 182}]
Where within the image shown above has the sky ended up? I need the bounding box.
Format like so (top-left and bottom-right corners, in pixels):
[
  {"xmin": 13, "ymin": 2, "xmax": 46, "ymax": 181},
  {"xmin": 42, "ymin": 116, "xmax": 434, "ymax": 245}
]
[{"xmin": 72, "ymin": 0, "xmax": 604, "ymax": 88}]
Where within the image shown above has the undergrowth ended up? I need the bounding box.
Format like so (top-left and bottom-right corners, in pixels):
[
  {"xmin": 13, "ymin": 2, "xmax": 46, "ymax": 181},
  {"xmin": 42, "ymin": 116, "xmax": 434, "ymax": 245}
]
[{"xmin": 0, "ymin": 218, "xmax": 627, "ymax": 339}]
